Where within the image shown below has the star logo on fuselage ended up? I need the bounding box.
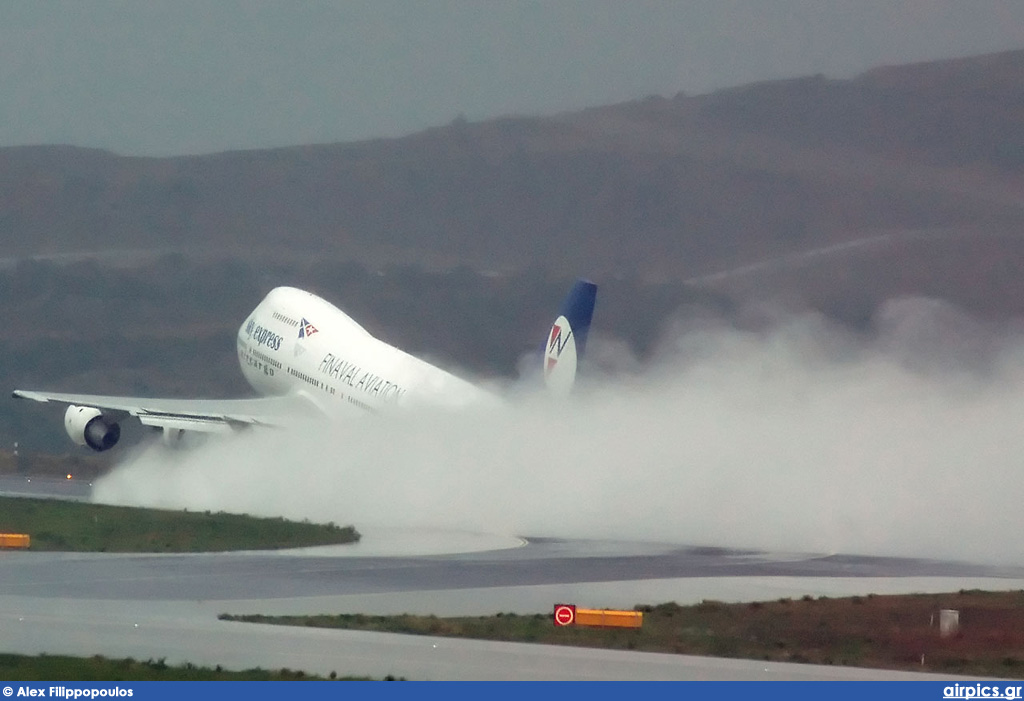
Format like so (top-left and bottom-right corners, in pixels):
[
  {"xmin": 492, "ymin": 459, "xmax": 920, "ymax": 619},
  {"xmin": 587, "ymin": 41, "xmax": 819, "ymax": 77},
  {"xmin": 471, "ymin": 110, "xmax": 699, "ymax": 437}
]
[{"xmin": 299, "ymin": 318, "xmax": 318, "ymax": 339}]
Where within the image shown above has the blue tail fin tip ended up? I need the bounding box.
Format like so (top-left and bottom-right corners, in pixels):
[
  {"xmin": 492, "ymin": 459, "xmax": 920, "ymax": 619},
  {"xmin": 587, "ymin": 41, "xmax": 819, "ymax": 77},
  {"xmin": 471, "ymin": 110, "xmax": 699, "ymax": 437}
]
[{"xmin": 559, "ymin": 279, "xmax": 597, "ymax": 359}]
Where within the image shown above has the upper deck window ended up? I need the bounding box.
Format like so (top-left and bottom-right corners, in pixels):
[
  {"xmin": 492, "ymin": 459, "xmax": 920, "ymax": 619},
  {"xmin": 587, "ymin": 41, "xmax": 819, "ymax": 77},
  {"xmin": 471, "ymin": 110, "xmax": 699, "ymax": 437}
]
[{"xmin": 272, "ymin": 311, "xmax": 300, "ymax": 327}]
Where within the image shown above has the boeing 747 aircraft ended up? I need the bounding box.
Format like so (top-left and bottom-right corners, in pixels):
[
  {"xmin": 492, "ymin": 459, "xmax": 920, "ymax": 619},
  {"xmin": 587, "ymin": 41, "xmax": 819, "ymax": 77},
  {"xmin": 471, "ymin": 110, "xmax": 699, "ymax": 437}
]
[{"xmin": 13, "ymin": 280, "xmax": 597, "ymax": 452}]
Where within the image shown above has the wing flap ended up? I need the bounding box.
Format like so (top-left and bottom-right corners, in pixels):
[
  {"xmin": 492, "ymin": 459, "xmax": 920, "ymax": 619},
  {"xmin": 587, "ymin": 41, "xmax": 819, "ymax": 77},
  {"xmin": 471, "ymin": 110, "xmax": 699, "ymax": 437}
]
[{"xmin": 137, "ymin": 414, "xmax": 239, "ymax": 433}]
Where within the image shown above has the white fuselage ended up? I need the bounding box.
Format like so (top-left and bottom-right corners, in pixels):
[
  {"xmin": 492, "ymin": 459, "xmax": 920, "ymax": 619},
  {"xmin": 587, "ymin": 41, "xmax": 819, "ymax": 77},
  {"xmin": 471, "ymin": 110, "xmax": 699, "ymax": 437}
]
[{"xmin": 236, "ymin": 287, "xmax": 492, "ymax": 416}]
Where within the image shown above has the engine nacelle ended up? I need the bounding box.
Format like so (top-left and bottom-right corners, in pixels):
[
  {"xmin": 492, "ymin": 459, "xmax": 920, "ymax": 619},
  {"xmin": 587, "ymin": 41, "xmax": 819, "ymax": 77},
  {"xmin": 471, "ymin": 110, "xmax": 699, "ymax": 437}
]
[{"xmin": 64, "ymin": 405, "xmax": 121, "ymax": 452}]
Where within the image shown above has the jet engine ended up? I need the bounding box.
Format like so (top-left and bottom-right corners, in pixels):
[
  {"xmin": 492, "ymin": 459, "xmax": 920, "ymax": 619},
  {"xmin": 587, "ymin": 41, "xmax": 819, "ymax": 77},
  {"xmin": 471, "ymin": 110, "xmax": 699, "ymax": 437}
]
[{"xmin": 64, "ymin": 405, "xmax": 121, "ymax": 452}]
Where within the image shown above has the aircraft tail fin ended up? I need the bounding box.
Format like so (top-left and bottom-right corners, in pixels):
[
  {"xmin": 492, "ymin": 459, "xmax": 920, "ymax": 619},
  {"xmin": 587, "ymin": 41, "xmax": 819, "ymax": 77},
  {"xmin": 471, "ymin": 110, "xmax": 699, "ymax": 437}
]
[{"xmin": 543, "ymin": 279, "xmax": 597, "ymax": 394}]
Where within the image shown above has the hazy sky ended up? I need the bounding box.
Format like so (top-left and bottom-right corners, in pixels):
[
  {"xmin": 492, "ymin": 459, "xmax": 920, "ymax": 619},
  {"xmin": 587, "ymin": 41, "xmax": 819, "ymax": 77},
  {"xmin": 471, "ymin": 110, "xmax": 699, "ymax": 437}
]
[{"xmin": 3, "ymin": 1, "xmax": 1024, "ymax": 156}]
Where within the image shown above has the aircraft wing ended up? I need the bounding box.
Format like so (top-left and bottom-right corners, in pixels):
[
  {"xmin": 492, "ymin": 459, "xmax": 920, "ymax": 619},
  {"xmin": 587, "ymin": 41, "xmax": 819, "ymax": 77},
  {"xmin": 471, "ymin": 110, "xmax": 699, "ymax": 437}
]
[{"xmin": 12, "ymin": 389, "xmax": 320, "ymax": 433}]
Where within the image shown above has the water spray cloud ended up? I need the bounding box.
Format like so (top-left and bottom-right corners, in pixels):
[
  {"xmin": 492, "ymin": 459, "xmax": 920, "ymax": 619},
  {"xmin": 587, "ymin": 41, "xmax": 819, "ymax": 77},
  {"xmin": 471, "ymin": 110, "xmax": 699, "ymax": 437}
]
[{"xmin": 94, "ymin": 297, "xmax": 1024, "ymax": 564}]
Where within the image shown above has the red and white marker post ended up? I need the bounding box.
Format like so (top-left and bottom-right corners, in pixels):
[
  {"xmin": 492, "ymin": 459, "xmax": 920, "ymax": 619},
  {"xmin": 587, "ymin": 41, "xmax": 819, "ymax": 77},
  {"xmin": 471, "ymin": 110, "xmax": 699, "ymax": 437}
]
[{"xmin": 553, "ymin": 604, "xmax": 576, "ymax": 627}]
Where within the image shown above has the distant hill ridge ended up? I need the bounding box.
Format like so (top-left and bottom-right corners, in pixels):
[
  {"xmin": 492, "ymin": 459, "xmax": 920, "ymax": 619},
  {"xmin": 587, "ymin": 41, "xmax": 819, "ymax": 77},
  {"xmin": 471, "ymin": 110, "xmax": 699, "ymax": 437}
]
[
  {"xmin": 3, "ymin": 48, "xmax": 1024, "ymax": 288},
  {"xmin": 8, "ymin": 49, "xmax": 1024, "ymax": 451}
]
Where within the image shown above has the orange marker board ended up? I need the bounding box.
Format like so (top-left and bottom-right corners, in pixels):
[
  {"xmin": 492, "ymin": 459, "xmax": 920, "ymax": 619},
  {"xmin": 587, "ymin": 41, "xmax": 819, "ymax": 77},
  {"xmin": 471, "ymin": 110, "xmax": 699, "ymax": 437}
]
[
  {"xmin": 0, "ymin": 533, "xmax": 30, "ymax": 549},
  {"xmin": 574, "ymin": 608, "xmax": 642, "ymax": 629}
]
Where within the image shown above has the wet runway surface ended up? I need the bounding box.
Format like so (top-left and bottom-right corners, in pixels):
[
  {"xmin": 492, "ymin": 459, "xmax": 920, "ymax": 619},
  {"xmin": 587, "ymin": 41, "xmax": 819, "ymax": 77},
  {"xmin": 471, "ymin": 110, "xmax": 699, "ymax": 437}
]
[
  {"xmin": 0, "ymin": 474, "xmax": 93, "ymax": 501},
  {"xmin": 4, "ymin": 475, "xmax": 1024, "ymax": 679},
  {"xmin": 2, "ymin": 538, "xmax": 1022, "ymax": 602}
]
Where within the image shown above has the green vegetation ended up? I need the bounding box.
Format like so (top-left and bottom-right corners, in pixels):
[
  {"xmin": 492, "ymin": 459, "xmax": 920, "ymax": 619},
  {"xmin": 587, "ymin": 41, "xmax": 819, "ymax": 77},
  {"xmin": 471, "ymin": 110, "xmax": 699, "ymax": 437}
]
[
  {"xmin": 0, "ymin": 496, "xmax": 359, "ymax": 552},
  {"xmin": 0, "ymin": 653, "xmax": 382, "ymax": 681},
  {"xmin": 222, "ymin": 590, "xmax": 1024, "ymax": 678}
]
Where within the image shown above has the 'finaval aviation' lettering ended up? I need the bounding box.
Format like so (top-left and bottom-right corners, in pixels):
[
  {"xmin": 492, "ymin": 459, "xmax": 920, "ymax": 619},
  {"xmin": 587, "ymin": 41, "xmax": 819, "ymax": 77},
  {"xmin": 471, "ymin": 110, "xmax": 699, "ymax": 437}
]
[{"xmin": 318, "ymin": 353, "xmax": 406, "ymax": 402}]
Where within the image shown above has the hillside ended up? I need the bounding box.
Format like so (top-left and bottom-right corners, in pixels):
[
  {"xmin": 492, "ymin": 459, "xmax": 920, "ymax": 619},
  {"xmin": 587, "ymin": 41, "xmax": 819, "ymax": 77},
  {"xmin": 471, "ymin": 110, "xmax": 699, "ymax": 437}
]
[
  {"xmin": 1, "ymin": 51, "xmax": 1023, "ymax": 283},
  {"xmin": 5, "ymin": 48, "xmax": 1024, "ymax": 452}
]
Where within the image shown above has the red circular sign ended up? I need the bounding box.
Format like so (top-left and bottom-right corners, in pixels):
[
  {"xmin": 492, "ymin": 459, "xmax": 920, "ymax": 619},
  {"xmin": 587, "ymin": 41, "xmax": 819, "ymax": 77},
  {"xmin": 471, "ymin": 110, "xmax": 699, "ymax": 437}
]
[{"xmin": 554, "ymin": 604, "xmax": 576, "ymax": 626}]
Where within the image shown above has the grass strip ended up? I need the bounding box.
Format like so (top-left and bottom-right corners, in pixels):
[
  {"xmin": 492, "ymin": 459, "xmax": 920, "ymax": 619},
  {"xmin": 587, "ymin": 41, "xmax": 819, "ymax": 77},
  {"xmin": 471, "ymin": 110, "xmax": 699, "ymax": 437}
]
[
  {"xmin": 222, "ymin": 590, "xmax": 1024, "ymax": 678},
  {"xmin": 0, "ymin": 496, "xmax": 358, "ymax": 552},
  {"xmin": 0, "ymin": 653, "xmax": 390, "ymax": 681}
]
